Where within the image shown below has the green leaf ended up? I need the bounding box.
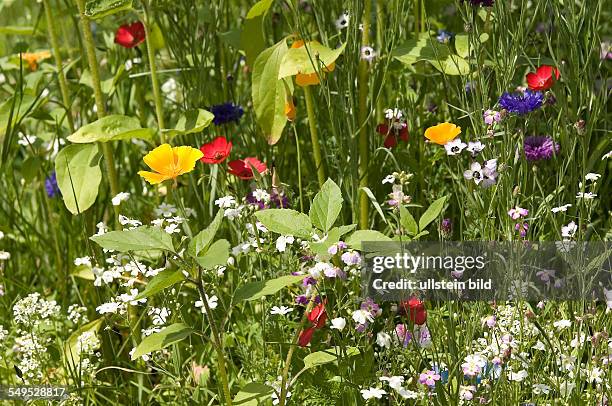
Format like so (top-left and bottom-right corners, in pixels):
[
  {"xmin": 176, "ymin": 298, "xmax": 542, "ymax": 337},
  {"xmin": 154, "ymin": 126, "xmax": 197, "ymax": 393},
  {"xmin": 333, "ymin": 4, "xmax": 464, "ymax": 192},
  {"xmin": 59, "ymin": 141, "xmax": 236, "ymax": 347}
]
[
  {"xmin": 361, "ymin": 187, "xmax": 388, "ymax": 225},
  {"xmin": 0, "ymin": 26, "xmax": 35, "ymax": 35},
  {"xmin": 90, "ymin": 226, "xmax": 175, "ymax": 253},
  {"xmin": 233, "ymin": 382, "xmax": 274, "ymax": 405},
  {"xmin": 240, "ymin": 0, "xmax": 273, "ymax": 65},
  {"xmin": 455, "ymin": 34, "xmax": 469, "ymax": 58},
  {"xmin": 131, "ymin": 323, "xmax": 193, "ymax": 360},
  {"xmin": 188, "ymin": 209, "xmax": 224, "ymax": 257},
  {"xmin": 234, "ymin": 274, "xmax": 304, "ymax": 301},
  {"xmin": 254, "ymin": 209, "xmax": 312, "ymax": 238},
  {"xmin": 135, "ymin": 270, "xmax": 184, "ymax": 300},
  {"xmin": 309, "ymin": 178, "xmax": 343, "ymax": 232},
  {"xmin": 164, "ymin": 109, "xmax": 214, "ymax": 138},
  {"xmin": 218, "ymin": 29, "xmax": 242, "ymax": 50},
  {"xmin": 68, "ymin": 115, "xmax": 154, "ymax": 143},
  {"xmin": 429, "ymin": 55, "xmax": 471, "ymax": 76},
  {"xmin": 418, "ymin": 196, "xmax": 448, "ymax": 231},
  {"xmin": 64, "ymin": 318, "xmax": 103, "ymax": 370},
  {"xmin": 279, "ymin": 41, "xmax": 345, "ymax": 79},
  {"xmin": 399, "ymin": 206, "xmax": 418, "ymax": 236},
  {"xmin": 346, "ymin": 230, "xmax": 392, "ymax": 250},
  {"xmin": 252, "ymin": 39, "xmax": 291, "ymax": 145},
  {"xmin": 85, "ymin": 0, "xmax": 133, "ymax": 19},
  {"xmin": 55, "ymin": 144, "xmax": 102, "ymax": 215},
  {"xmin": 195, "ymin": 239, "xmax": 230, "ymax": 269},
  {"xmin": 392, "ymin": 34, "xmax": 451, "ymax": 65},
  {"xmin": 303, "ymin": 346, "xmax": 359, "ymax": 370}
]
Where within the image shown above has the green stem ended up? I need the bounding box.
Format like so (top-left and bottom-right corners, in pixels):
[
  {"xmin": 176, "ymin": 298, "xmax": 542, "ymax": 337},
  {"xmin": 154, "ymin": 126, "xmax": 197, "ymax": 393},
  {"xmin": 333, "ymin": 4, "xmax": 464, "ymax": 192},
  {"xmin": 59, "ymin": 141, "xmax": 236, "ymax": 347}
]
[
  {"xmin": 74, "ymin": 0, "xmax": 120, "ymax": 218},
  {"xmin": 292, "ymin": 124, "xmax": 304, "ymax": 212},
  {"xmin": 42, "ymin": 0, "xmax": 74, "ymax": 132},
  {"xmin": 142, "ymin": 0, "xmax": 166, "ymax": 143},
  {"xmin": 303, "ymin": 85, "xmax": 325, "ymax": 187},
  {"xmin": 196, "ymin": 269, "xmax": 232, "ymax": 406},
  {"xmin": 358, "ymin": 0, "xmax": 372, "ymax": 230}
]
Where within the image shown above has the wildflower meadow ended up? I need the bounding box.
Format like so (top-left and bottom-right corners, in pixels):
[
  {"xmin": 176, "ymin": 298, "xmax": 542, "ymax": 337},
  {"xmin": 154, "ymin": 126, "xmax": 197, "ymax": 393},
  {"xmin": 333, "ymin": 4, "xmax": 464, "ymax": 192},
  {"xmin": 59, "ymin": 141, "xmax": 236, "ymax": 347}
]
[{"xmin": 0, "ymin": 0, "xmax": 611, "ymax": 404}]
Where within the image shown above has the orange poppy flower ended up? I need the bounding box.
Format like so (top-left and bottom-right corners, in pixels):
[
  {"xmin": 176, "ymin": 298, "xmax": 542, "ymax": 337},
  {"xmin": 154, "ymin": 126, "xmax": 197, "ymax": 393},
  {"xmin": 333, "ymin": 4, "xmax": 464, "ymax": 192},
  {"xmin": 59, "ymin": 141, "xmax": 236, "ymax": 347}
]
[
  {"xmin": 284, "ymin": 98, "xmax": 296, "ymax": 121},
  {"xmin": 424, "ymin": 122, "xmax": 462, "ymax": 145},
  {"xmin": 21, "ymin": 50, "xmax": 52, "ymax": 71},
  {"xmin": 291, "ymin": 40, "xmax": 335, "ymax": 87},
  {"xmin": 138, "ymin": 144, "xmax": 203, "ymax": 184}
]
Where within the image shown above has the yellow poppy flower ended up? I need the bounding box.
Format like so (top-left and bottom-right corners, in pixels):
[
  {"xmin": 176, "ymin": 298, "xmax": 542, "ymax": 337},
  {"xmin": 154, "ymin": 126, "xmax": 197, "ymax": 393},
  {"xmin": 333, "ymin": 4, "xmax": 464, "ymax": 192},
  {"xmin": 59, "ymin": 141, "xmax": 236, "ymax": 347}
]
[
  {"xmin": 424, "ymin": 122, "xmax": 462, "ymax": 145},
  {"xmin": 138, "ymin": 144, "xmax": 203, "ymax": 185},
  {"xmin": 291, "ymin": 40, "xmax": 335, "ymax": 87},
  {"xmin": 21, "ymin": 50, "xmax": 52, "ymax": 71}
]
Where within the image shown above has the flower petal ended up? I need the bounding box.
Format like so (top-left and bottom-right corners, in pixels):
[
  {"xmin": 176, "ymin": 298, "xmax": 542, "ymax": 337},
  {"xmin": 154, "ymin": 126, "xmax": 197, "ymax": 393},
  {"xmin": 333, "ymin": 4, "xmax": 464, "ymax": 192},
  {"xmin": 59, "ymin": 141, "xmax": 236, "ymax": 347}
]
[
  {"xmin": 173, "ymin": 146, "xmax": 204, "ymax": 175},
  {"xmin": 138, "ymin": 170, "xmax": 169, "ymax": 185},
  {"xmin": 143, "ymin": 144, "xmax": 175, "ymax": 174}
]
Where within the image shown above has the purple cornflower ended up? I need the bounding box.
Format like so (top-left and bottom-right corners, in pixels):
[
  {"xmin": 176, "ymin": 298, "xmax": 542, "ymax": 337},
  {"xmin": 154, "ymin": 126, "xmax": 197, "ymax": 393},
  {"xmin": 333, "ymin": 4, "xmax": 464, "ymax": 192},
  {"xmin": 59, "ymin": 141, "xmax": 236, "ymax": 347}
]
[
  {"xmin": 523, "ymin": 135, "xmax": 560, "ymax": 161},
  {"xmin": 210, "ymin": 102, "xmax": 244, "ymax": 125},
  {"xmin": 436, "ymin": 30, "xmax": 453, "ymax": 44},
  {"xmin": 499, "ymin": 90, "xmax": 543, "ymax": 115},
  {"xmin": 45, "ymin": 172, "xmax": 60, "ymax": 198}
]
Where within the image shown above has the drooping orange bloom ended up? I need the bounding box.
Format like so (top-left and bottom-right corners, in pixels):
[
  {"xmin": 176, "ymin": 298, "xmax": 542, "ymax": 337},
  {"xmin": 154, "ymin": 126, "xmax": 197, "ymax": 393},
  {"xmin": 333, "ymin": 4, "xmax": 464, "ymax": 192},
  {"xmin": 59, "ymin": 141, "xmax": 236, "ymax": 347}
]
[
  {"xmin": 138, "ymin": 144, "xmax": 203, "ymax": 185},
  {"xmin": 424, "ymin": 122, "xmax": 461, "ymax": 145},
  {"xmin": 284, "ymin": 98, "xmax": 296, "ymax": 121},
  {"xmin": 291, "ymin": 40, "xmax": 335, "ymax": 87},
  {"xmin": 21, "ymin": 50, "xmax": 52, "ymax": 71}
]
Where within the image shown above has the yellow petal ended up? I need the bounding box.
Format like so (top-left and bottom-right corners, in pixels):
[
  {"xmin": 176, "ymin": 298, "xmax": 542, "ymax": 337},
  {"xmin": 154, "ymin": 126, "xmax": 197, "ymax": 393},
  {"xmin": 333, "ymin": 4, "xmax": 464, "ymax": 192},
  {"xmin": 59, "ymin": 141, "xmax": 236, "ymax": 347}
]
[
  {"xmin": 296, "ymin": 72, "xmax": 321, "ymax": 87},
  {"xmin": 138, "ymin": 170, "xmax": 170, "ymax": 185},
  {"xmin": 143, "ymin": 144, "xmax": 175, "ymax": 175},
  {"xmin": 173, "ymin": 146, "xmax": 204, "ymax": 175},
  {"xmin": 424, "ymin": 122, "xmax": 461, "ymax": 145}
]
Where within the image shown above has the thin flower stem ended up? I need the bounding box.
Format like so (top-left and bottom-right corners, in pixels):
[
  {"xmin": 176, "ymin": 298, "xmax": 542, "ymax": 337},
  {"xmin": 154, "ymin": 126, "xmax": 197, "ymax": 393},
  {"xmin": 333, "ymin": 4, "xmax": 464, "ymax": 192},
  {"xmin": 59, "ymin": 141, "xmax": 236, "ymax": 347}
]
[
  {"xmin": 142, "ymin": 0, "xmax": 167, "ymax": 143},
  {"xmin": 42, "ymin": 0, "xmax": 74, "ymax": 132},
  {"xmin": 278, "ymin": 292, "xmax": 316, "ymax": 406},
  {"xmin": 303, "ymin": 85, "xmax": 325, "ymax": 187},
  {"xmin": 196, "ymin": 268, "xmax": 232, "ymax": 406},
  {"xmin": 74, "ymin": 0, "xmax": 120, "ymax": 217},
  {"xmin": 358, "ymin": 0, "xmax": 372, "ymax": 230},
  {"xmin": 292, "ymin": 124, "xmax": 304, "ymax": 212}
]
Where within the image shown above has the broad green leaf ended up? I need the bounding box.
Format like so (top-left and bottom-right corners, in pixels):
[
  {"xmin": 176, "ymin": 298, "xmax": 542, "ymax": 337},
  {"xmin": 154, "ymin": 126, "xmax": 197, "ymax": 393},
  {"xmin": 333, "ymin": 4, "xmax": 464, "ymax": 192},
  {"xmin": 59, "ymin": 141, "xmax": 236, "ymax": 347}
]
[
  {"xmin": 254, "ymin": 209, "xmax": 312, "ymax": 238},
  {"xmin": 131, "ymin": 323, "xmax": 193, "ymax": 360},
  {"xmin": 252, "ymin": 39, "xmax": 291, "ymax": 145},
  {"xmin": 233, "ymin": 382, "xmax": 274, "ymax": 405},
  {"xmin": 455, "ymin": 34, "xmax": 469, "ymax": 58},
  {"xmin": 240, "ymin": 0, "xmax": 273, "ymax": 65},
  {"xmin": 430, "ymin": 55, "xmax": 471, "ymax": 76},
  {"xmin": 399, "ymin": 206, "xmax": 418, "ymax": 236},
  {"xmin": 85, "ymin": 0, "xmax": 133, "ymax": 19},
  {"xmin": 346, "ymin": 230, "xmax": 392, "ymax": 250},
  {"xmin": 71, "ymin": 265, "xmax": 95, "ymax": 280},
  {"xmin": 135, "ymin": 270, "xmax": 184, "ymax": 300},
  {"xmin": 308, "ymin": 224, "xmax": 355, "ymax": 258},
  {"xmin": 164, "ymin": 109, "xmax": 214, "ymax": 138},
  {"xmin": 418, "ymin": 196, "xmax": 448, "ymax": 231},
  {"xmin": 309, "ymin": 178, "xmax": 343, "ymax": 232},
  {"xmin": 361, "ymin": 187, "xmax": 388, "ymax": 225},
  {"xmin": 64, "ymin": 318, "xmax": 103, "ymax": 370},
  {"xmin": 279, "ymin": 41, "xmax": 345, "ymax": 79},
  {"xmin": 90, "ymin": 226, "xmax": 175, "ymax": 252},
  {"xmin": 218, "ymin": 29, "xmax": 242, "ymax": 50},
  {"xmin": 68, "ymin": 115, "xmax": 154, "ymax": 143},
  {"xmin": 0, "ymin": 26, "xmax": 34, "ymax": 35},
  {"xmin": 188, "ymin": 209, "xmax": 224, "ymax": 257},
  {"xmin": 55, "ymin": 144, "xmax": 101, "ymax": 215},
  {"xmin": 195, "ymin": 239, "xmax": 230, "ymax": 269},
  {"xmin": 234, "ymin": 275, "xmax": 304, "ymax": 301},
  {"xmin": 392, "ymin": 34, "xmax": 451, "ymax": 65},
  {"xmin": 303, "ymin": 346, "xmax": 359, "ymax": 370}
]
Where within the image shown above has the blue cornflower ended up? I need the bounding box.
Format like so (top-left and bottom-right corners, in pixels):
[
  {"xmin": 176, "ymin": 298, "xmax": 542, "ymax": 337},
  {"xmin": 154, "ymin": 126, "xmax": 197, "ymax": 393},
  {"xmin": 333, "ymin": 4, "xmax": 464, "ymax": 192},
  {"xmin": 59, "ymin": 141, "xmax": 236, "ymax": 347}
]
[
  {"xmin": 498, "ymin": 90, "xmax": 543, "ymax": 115},
  {"xmin": 210, "ymin": 102, "xmax": 244, "ymax": 125},
  {"xmin": 436, "ymin": 30, "xmax": 453, "ymax": 44},
  {"xmin": 45, "ymin": 172, "xmax": 60, "ymax": 198}
]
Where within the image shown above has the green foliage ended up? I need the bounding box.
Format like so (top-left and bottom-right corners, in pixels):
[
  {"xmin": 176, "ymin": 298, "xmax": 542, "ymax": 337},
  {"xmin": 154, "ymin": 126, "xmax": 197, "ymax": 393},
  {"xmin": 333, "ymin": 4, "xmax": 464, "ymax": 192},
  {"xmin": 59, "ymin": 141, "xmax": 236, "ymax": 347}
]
[
  {"xmin": 234, "ymin": 274, "xmax": 305, "ymax": 301},
  {"xmin": 135, "ymin": 270, "xmax": 184, "ymax": 300},
  {"xmin": 84, "ymin": 0, "xmax": 133, "ymax": 19},
  {"xmin": 164, "ymin": 109, "xmax": 214, "ymax": 138},
  {"xmin": 188, "ymin": 209, "xmax": 224, "ymax": 257},
  {"xmin": 54, "ymin": 144, "xmax": 102, "ymax": 214},
  {"xmin": 67, "ymin": 115, "xmax": 154, "ymax": 143},
  {"xmin": 418, "ymin": 195, "xmax": 448, "ymax": 231},
  {"xmin": 240, "ymin": 0, "xmax": 273, "ymax": 65},
  {"xmin": 309, "ymin": 178, "xmax": 343, "ymax": 232},
  {"xmin": 303, "ymin": 347, "xmax": 359, "ymax": 370},
  {"xmin": 131, "ymin": 323, "xmax": 194, "ymax": 360},
  {"xmin": 232, "ymin": 382, "xmax": 273, "ymax": 405},
  {"xmin": 278, "ymin": 42, "xmax": 346, "ymax": 78},
  {"xmin": 254, "ymin": 209, "xmax": 312, "ymax": 238},
  {"xmin": 90, "ymin": 226, "xmax": 175, "ymax": 252}
]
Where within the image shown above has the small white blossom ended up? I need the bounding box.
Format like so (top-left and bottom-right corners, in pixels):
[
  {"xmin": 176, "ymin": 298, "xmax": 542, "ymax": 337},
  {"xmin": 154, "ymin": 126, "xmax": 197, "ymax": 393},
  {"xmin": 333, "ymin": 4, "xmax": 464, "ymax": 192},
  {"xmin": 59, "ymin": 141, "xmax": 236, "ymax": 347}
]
[
  {"xmin": 215, "ymin": 195, "xmax": 236, "ymax": 208},
  {"xmin": 551, "ymin": 204, "xmax": 572, "ymax": 213},
  {"xmin": 330, "ymin": 317, "xmax": 346, "ymax": 331},
  {"xmin": 444, "ymin": 138, "xmax": 467, "ymax": 155},
  {"xmin": 270, "ymin": 306, "xmax": 293, "ymax": 316},
  {"xmin": 276, "ymin": 235, "xmax": 295, "ymax": 252},
  {"xmin": 335, "ymin": 12, "xmax": 349, "ymax": 30},
  {"xmin": 382, "ymin": 174, "xmax": 396, "ymax": 184},
  {"xmin": 360, "ymin": 387, "xmax": 386, "ymax": 400},
  {"xmin": 111, "ymin": 192, "xmax": 130, "ymax": 206}
]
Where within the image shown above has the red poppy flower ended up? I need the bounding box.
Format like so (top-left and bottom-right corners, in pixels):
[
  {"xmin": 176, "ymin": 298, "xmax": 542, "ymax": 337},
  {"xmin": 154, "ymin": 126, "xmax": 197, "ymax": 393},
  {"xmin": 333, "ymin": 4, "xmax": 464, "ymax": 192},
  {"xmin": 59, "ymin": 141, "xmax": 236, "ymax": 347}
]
[
  {"xmin": 376, "ymin": 122, "xmax": 409, "ymax": 148},
  {"xmin": 298, "ymin": 302, "xmax": 327, "ymax": 347},
  {"xmin": 227, "ymin": 157, "xmax": 267, "ymax": 179},
  {"xmin": 400, "ymin": 297, "xmax": 427, "ymax": 325},
  {"xmin": 115, "ymin": 21, "xmax": 146, "ymax": 48},
  {"xmin": 525, "ymin": 65, "xmax": 560, "ymax": 91},
  {"xmin": 200, "ymin": 136, "xmax": 232, "ymax": 164}
]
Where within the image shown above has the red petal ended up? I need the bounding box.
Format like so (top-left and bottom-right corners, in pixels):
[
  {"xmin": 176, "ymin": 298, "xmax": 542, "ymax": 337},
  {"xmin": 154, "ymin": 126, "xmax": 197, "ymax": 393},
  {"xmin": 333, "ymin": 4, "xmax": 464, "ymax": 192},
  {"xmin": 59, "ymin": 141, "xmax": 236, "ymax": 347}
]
[
  {"xmin": 298, "ymin": 327, "xmax": 315, "ymax": 347},
  {"xmin": 384, "ymin": 134, "xmax": 398, "ymax": 148},
  {"xmin": 376, "ymin": 123, "xmax": 389, "ymax": 135}
]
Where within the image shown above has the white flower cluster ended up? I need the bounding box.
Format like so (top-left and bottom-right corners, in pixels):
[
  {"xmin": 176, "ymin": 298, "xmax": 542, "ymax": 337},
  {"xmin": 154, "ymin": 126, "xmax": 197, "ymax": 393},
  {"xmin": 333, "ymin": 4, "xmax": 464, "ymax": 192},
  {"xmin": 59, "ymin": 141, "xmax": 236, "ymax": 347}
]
[{"xmin": 13, "ymin": 293, "xmax": 60, "ymax": 328}]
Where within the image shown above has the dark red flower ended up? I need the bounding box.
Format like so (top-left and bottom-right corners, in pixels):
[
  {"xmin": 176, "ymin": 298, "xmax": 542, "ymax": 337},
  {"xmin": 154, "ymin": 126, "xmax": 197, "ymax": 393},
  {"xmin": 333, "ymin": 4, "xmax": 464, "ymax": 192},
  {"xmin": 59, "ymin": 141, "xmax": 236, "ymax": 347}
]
[
  {"xmin": 298, "ymin": 302, "xmax": 327, "ymax": 347},
  {"xmin": 400, "ymin": 297, "xmax": 427, "ymax": 325},
  {"xmin": 115, "ymin": 21, "xmax": 146, "ymax": 48},
  {"xmin": 200, "ymin": 136, "xmax": 232, "ymax": 164},
  {"xmin": 227, "ymin": 157, "xmax": 267, "ymax": 180},
  {"xmin": 376, "ymin": 122, "xmax": 409, "ymax": 148},
  {"xmin": 526, "ymin": 65, "xmax": 560, "ymax": 91}
]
